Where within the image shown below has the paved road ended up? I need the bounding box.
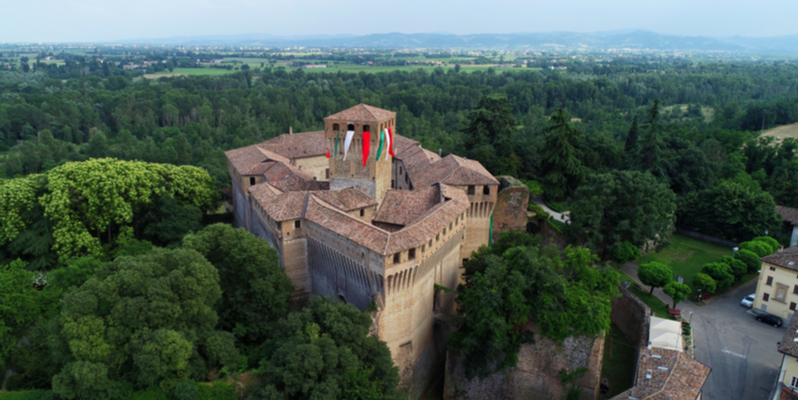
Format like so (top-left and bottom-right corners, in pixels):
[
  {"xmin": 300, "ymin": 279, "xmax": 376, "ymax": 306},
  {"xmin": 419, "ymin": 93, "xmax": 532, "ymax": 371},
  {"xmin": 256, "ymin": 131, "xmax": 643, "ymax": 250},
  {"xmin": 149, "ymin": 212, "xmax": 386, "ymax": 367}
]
[
  {"xmin": 529, "ymin": 195, "xmax": 570, "ymax": 222},
  {"xmin": 621, "ymin": 262, "xmax": 784, "ymax": 400}
]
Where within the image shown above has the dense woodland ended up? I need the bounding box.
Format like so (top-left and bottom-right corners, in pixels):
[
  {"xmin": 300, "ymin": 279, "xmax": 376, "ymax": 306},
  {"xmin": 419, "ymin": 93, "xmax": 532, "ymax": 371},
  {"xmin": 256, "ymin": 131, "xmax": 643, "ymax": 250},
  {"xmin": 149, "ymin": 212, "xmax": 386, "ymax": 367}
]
[{"xmin": 0, "ymin": 58, "xmax": 797, "ymax": 398}]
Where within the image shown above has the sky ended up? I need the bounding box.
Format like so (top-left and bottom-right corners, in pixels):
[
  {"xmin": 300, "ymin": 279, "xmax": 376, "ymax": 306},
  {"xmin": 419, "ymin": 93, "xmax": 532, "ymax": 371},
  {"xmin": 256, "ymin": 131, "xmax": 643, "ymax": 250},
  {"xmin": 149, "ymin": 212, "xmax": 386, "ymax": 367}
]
[{"xmin": 3, "ymin": 0, "xmax": 798, "ymax": 43}]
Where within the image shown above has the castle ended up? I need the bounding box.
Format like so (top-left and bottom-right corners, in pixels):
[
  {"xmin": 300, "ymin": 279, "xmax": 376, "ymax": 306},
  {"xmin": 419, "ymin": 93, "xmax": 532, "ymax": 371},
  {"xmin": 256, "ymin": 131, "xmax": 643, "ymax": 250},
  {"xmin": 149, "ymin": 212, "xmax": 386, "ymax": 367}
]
[{"xmin": 225, "ymin": 104, "xmax": 498, "ymax": 396}]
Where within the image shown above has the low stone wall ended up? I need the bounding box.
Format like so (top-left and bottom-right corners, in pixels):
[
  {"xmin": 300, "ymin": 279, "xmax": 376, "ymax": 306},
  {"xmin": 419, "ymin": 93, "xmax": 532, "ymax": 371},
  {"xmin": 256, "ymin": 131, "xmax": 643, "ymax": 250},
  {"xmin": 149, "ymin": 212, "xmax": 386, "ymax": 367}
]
[
  {"xmin": 444, "ymin": 329, "xmax": 605, "ymax": 400},
  {"xmin": 492, "ymin": 176, "xmax": 530, "ymax": 242}
]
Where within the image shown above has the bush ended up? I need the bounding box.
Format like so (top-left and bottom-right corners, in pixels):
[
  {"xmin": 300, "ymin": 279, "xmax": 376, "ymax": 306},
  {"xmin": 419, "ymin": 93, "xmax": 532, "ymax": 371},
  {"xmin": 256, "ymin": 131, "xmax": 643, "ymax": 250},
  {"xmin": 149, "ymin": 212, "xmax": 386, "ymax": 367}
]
[
  {"xmin": 523, "ymin": 179, "xmax": 544, "ymax": 196},
  {"xmin": 196, "ymin": 382, "xmax": 237, "ymax": 400},
  {"xmin": 752, "ymin": 236, "xmax": 780, "ymax": 253},
  {"xmin": 608, "ymin": 241, "xmax": 640, "ymax": 264},
  {"xmin": 739, "ymin": 241, "xmax": 773, "ymax": 257},
  {"xmin": 693, "ymin": 273, "xmax": 717, "ymax": 294},
  {"xmin": 547, "ymin": 217, "xmax": 566, "ymax": 234},
  {"xmin": 0, "ymin": 391, "xmax": 57, "ymax": 400},
  {"xmin": 528, "ymin": 202, "xmax": 550, "ymax": 221},
  {"xmin": 700, "ymin": 262, "xmax": 735, "ymax": 289},
  {"xmin": 173, "ymin": 379, "xmax": 198, "ymax": 400},
  {"xmin": 734, "ymin": 249, "xmax": 761, "ymax": 273},
  {"xmin": 131, "ymin": 386, "xmax": 170, "ymax": 400},
  {"xmin": 721, "ymin": 256, "xmax": 747, "ymax": 279}
]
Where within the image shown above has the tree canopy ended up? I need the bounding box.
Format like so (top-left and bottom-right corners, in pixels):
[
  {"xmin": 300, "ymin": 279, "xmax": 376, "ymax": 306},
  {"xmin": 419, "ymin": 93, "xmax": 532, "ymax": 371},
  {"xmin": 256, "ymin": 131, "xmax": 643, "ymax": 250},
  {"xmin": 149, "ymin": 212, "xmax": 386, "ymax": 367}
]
[{"xmin": 637, "ymin": 262, "xmax": 673, "ymax": 295}]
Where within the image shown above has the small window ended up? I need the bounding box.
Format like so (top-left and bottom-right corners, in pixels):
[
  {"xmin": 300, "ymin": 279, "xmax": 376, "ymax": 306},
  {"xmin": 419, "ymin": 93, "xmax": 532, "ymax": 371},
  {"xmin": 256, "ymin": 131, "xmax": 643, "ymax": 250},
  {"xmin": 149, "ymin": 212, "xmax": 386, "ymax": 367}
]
[
  {"xmin": 326, "ymin": 168, "xmax": 330, "ymax": 179},
  {"xmin": 483, "ymin": 185, "xmax": 490, "ymax": 195},
  {"xmin": 443, "ymin": 228, "xmax": 447, "ymax": 236},
  {"xmin": 347, "ymin": 123, "xmax": 355, "ymax": 131},
  {"xmin": 436, "ymin": 234, "xmax": 440, "ymax": 242},
  {"xmin": 250, "ymin": 177, "xmax": 256, "ymax": 185},
  {"xmin": 393, "ymin": 253, "xmax": 401, "ymax": 264},
  {"xmin": 468, "ymin": 185, "xmax": 475, "ymax": 195},
  {"xmin": 400, "ymin": 166, "xmax": 404, "ymax": 174},
  {"xmin": 333, "ymin": 123, "xmax": 340, "ymax": 131},
  {"xmin": 363, "ymin": 125, "xmax": 370, "ymax": 132},
  {"xmin": 409, "ymin": 248, "xmax": 416, "ymax": 260},
  {"xmin": 791, "ymin": 302, "xmax": 797, "ymax": 311},
  {"xmin": 429, "ymin": 240, "xmax": 432, "ymax": 247},
  {"xmin": 794, "ymin": 285, "xmax": 798, "ymax": 294},
  {"xmin": 770, "ymin": 267, "xmax": 776, "ymax": 271},
  {"xmin": 766, "ymin": 276, "xmax": 773, "ymax": 286},
  {"xmin": 360, "ymin": 209, "xmax": 365, "ymax": 217},
  {"xmin": 422, "ymin": 245, "xmax": 426, "ymax": 253},
  {"xmin": 276, "ymin": 221, "xmax": 282, "ymax": 230},
  {"xmin": 392, "ymin": 180, "xmax": 395, "ymax": 188},
  {"xmin": 449, "ymin": 222, "xmax": 453, "ymax": 230},
  {"xmin": 763, "ymin": 293, "xmax": 770, "ymax": 301},
  {"xmin": 294, "ymin": 220, "xmax": 301, "ymax": 229}
]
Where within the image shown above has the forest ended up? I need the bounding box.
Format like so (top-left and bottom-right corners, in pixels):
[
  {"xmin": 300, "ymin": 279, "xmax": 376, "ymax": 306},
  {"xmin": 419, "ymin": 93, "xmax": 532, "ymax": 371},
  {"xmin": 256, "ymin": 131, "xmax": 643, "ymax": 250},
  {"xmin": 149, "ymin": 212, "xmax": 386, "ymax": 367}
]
[{"xmin": 0, "ymin": 58, "xmax": 797, "ymax": 398}]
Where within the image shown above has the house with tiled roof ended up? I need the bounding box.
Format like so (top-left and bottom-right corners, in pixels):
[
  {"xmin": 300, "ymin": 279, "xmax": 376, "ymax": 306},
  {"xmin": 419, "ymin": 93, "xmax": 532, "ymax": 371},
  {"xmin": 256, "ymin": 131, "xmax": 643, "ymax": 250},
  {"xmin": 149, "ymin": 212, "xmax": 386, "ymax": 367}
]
[
  {"xmin": 777, "ymin": 205, "xmax": 798, "ymax": 247},
  {"xmin": 770, "ymin": 312, "xmax": 798, "ymax": 399},
  {"xmin": 753, "ymin": 246, "xmax": 799, "ymax": 323},
  {"xmin": 225, "ymin": 104, "xmax": 499, "ymax": 398}
]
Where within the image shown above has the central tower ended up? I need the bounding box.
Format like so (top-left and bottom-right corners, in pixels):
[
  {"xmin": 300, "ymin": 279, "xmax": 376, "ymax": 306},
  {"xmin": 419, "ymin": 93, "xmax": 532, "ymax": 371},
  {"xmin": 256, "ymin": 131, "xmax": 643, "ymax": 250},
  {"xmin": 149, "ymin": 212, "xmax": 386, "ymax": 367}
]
[{"xmin": 324, "ymin": 104, "xmax": 396, "ymax": 205}]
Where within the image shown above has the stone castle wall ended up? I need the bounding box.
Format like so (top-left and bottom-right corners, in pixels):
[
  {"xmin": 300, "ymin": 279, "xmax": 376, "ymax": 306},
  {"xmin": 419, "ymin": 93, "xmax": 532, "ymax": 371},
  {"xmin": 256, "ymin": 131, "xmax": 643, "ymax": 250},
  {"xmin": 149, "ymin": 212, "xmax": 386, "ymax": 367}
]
[
  {"xmin": 293, "ymin": 155, "xmax": 329, "ymax": 182},
  {"xmin": 492, "ymin": 177, "xmax": 530, "ymax": 243}
]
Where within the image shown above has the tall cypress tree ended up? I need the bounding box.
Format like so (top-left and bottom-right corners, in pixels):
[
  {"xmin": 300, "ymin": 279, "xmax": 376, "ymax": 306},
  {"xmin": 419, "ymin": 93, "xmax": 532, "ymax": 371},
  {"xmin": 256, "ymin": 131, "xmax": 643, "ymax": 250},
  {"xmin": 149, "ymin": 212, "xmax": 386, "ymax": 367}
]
[
  {"xmin": 624, "ymin": 115, "xmax": 639, "ymax": 154},
  {"xmin": 539, "ymin": 109, "xmax": 584, "ymax": 200}
]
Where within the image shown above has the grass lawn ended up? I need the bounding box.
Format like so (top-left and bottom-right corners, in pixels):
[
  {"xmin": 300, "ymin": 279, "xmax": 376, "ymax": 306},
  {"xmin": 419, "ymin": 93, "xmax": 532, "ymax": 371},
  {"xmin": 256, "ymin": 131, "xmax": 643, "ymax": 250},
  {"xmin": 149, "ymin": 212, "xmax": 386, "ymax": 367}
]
[
  {"xmin": 621, "ymin": 272, "xmax": 671, "ymax": 319},
  {"xmin": 636, "ymin": 234, "xmax": 732, "ymax": 291},
  {"xmin": 601, "ymin": 323, "xmax": 637, "ymax": 398}
]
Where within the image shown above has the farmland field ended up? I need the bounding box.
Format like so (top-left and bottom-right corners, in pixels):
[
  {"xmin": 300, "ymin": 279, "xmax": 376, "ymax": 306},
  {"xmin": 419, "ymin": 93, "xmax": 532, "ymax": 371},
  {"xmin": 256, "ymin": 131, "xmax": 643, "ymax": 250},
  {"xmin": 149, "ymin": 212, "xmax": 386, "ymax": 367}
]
[{"xmin": 760, "ymin": 122, "xmax": 798, "ymax": 140}]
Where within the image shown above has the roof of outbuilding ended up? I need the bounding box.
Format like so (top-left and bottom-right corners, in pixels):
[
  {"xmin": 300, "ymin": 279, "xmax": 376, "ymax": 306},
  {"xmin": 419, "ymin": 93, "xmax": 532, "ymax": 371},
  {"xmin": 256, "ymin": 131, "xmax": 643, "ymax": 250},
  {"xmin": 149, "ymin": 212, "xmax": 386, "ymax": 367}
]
[
  {"xmin": 304, "ymin": 194, "xmax": 390, "ymax": 254},
  {"xmin": 610, "ymin": 347, "xmax": 711, "ymax": 400},
  {"xmin": 778, "ymin": 312, "xmax": 798, "ymax": 358},
  {"xmin": 373, "ymin": 186, "xmax": 442, "ymax": 227},
  {"xmin": 324, "ymin": 104, "xmax": 396, "ymax": 122},
  {"xmin": 777, "ymin": 205, "xmax": 798, "ymax": 226},
  {"xmin": 761, "ymin": 245, "xmax": 799, "ymax": 271},
  {"xmin": 249, "ymin": 184, "xmax": 376, "ymax": 222},
  {"xmin": 257, "ymin": 131, "xmax": 327, "ymax": 159},
  {"xmin": 416, "ymin": 154, "xmax": 499, "ymax": 187}
]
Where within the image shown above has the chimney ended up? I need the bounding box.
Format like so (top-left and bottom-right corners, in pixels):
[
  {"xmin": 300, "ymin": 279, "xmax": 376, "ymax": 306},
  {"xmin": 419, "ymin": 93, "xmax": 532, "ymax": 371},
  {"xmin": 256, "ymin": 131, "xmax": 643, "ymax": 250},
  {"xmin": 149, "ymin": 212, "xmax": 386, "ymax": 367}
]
[{"xmin": 289, "ymin": 126, "xmax": 293, "ymax": 135}]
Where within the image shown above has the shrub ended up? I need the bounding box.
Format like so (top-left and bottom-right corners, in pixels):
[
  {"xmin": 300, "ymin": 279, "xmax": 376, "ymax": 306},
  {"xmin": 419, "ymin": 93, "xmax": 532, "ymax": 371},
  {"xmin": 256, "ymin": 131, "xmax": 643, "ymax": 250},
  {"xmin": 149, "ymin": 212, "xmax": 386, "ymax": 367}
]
[
  {"xmin": 739, "ymin": 241, "xmax": 772, "ymax": 258},
  {"xmin": 700, "ymin": 262, "xmax": 734, "ymax": 289},
  {"xmin": 692, "ymin": 273, "xmax": 717, "ymax": 294},
  {"xmin": 734, "ymin": 249, "xmax": 761, "ymax": 274},
  {"xmin": 528, "ymin": 203, "xmax": 550, "ymax": 221},
  {"xmin": 662, "ymin": 281, "xmax": 692, "ymax": 309},
  {"xmin": 173, "ymin": 379, "xmax": 198, "ymax": 400},
  {"xmin": 752, "ymin": 236, "xmax": 780, "ymax": 253},
  {"xmin": 523, "ymin": 180, "xmax": 544, "ymax": 196},
  {"xmin": 608, "ymin": 241, "xmax": 640, "ymax": 264},
  {"xmin": 0, "ymin": 391, "xmax": 57, "ymax": 400},
  {"xmin": 196, "ymin": 382, "xmax": 237, "ymax": 400},
  {"xmin": 637, "ymin": 262, "xmax": 673, "ymax": 295},
  {"xmin": 720, "ymin": 256, "xmax": 747, "ymax": 280}
]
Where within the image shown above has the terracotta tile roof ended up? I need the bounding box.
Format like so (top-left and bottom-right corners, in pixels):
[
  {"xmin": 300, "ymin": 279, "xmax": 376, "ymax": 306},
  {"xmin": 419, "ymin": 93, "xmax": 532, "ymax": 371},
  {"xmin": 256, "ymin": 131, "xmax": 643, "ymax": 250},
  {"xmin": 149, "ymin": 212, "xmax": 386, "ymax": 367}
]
[
  {"xmin": 779, "ymin": 312, "xmax": 798, "ymax": 358},
  {"xmin": 249, "ymin": 184, "xmax": 375, "ymax": 222},
  {"xmin": 324, "ymin": 104, "xmax": 396, "ymax": 122},
  {"xmin": 416, "ymin": 154, "xmax": 499, "ymax": 187},
  {"xmin": 304, "ymin": 194, "xmax": 390, "ymax": 253},
  {"xmin": 257, "ymin": 131, "xmax": 326, "ymax": 159},
  {"xmin": 611, "ymin": 347, "xmax": 711, "ymax": 400},
  {"xmin": 225, "ymin": 145, "xmax": 273, "ymax": 176},
  {"xmin": 374, "ymin": 186, "xmax": 442, "ymax": 227},
  {"xmin": 761, "ymin": 246, "xmax": 799, "ymax": 271},
  {"xmin": 777, "ymin": 205, "xmax": 799, "ymax": 226},
  {"xmin": 394, "ymin": 142, "xmax": 441, "ymax": 187},
  {"xmin": 385, "ymin": 184, "xmax": 470, "ymax": 254},
  {"xmin": 779, "ymin": 386, "xmax": 798, "ymax": 400}
]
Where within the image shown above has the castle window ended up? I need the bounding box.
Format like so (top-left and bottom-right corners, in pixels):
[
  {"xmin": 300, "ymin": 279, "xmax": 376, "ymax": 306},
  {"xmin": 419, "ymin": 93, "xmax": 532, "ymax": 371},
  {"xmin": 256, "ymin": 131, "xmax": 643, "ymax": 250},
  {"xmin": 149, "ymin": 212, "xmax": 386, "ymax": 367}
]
[
  {"xmin": 468, "ymin": 185, "xmax": 475, "ymax": 195},
  {"xmin": 348, "ymin": 124, "xmax": 355, "ymax": 131},
  {"xmin": 326, "ymin": 168, "xmax": 330, "ymax": 179},
  {"xmin": 408, "ymin": 248, "xmax": 416, "ymax": 260},
  {"xmin": 333, "ymin": 123, "xmax": 340, "ymax": 131},
  {"xmin": 483, "ymin": 185, "xmax": 490, "ymax": 195},
  {"xmin": 360, "ymin": 209, "xmax": 365, "ymax": 217},
  {"xmin": 363, "ymin": 125, "xmax": 371, "ymax": 132},
  {"xmin": 429, "ymin": 240, "xmax": 432, "ymax": 247},
  {"xmin": 422, "ymin": 244, "xmax": 426, "ymax": 253},
  {"xmin": 276, "ymin": 222, "xmax": 281, "ymax": 230},
  {"xmin": 250, "ymin": 177, "xmax": 256, "ymax": 185},
  {"xmin": 443, "ymin": 228, "xmax": 447, "ymax": 236},
  {"xmin": 436, "ymin": 234, "xmax": 440, "ymax": 242},
  {"xmin": 294, "ymin": 220, "xmax": 301, "ymax": 229},
  {"xmin": 400, "ymin": 166, "xmax": 404, "ymax": 174},
  {"xmin": 392, "ymin": 180, "xmax": 395, "ymax": 188},
  {"xmin": 393, "ymin": 253, "xmax": 401, "ymax": 264},
  {"xmin": 763, "ymin": 293, "xmax": 770, "ymax": 301}
]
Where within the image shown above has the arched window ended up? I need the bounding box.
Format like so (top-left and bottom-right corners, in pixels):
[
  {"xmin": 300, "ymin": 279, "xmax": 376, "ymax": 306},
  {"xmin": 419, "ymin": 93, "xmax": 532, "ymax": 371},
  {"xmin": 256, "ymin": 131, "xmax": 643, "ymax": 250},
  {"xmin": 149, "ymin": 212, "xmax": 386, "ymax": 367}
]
[
  {"xmin": 333, "ymin": 123, "xmax": 340, "ymax": 131},
  {"xmin": 347, "ymin": 123, "xmax": 355, "ymax": 131},
  {"xmin": 363, "ymin": 125, "xmax": 370, "ymax": 132}
]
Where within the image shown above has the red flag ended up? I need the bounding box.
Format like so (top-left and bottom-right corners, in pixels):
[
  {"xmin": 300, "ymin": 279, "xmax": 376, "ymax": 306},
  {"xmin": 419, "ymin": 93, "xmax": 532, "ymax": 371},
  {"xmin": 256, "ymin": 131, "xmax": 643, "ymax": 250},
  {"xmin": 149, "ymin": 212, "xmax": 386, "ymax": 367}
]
[
  {"xmin": 388, "ymin": 126, "xmax": 395, "ymax": 157},
  {"xmin": 326, "ymin": 147, "xmax": 330, "ymax": 158},
  {"xmin": 362, "ymin": 130, "xmax": 370, "ymax": 167}
]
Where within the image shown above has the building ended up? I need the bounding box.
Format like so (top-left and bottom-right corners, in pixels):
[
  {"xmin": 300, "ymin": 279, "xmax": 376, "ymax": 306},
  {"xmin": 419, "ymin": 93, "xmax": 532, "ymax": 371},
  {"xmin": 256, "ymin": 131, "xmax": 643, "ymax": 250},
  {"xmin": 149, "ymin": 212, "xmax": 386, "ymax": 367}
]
[
  {"xmin": 753, "ymin": 246, "xmax": 799, "ymax": 323},
  {"xmin": 776, "ymin": 206, "xmax": 798, "ymax": 247},
  {"xmin": 611, "ymin": 316, "xmax": 711, "ymax": 400},
  {"xmin": 225, "ymin": 104, "xmax": 498, "ymax": 397},
  {"xmin": 771, "ymin": 313, "xmax": 798, "ymax": 400}
]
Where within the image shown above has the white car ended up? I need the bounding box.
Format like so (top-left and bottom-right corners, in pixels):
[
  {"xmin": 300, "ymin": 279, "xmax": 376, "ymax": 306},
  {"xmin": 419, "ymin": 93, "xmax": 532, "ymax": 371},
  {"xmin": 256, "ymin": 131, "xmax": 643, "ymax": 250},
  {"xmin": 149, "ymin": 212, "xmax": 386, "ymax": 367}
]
[{"xmin": 741, "ymin": 294, "xmax": 755, "ymax": 308}]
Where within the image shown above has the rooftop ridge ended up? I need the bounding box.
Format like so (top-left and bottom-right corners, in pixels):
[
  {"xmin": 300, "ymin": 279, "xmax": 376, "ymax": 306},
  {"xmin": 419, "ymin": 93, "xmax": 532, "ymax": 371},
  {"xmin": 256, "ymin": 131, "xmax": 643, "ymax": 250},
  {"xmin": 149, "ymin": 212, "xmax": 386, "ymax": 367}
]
[{"xmin": 324, "ymin": 104, "xmax": 396, "ymax": 122}]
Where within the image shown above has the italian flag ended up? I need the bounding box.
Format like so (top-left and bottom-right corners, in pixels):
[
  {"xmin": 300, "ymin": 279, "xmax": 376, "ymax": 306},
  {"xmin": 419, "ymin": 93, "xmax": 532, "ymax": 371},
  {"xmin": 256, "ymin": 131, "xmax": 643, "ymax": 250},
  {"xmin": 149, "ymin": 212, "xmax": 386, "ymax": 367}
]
[
  {"xmin": 384, "ymin": 128, "xmax": 392, "ymax": 160},
  {"xmin": 361, "ymin": 130, "xmax": 370, "ymax": 167},
  {"xmin": 326, "ymin": 147, "xmax": 330, "ymax": 159},
  {"xmin": 334, "ymin": 130, "xmax": 340, "ymax": 156},
  {"xmin": 375, "ymin": 128, "xmax": 385, "ymax": 161}
]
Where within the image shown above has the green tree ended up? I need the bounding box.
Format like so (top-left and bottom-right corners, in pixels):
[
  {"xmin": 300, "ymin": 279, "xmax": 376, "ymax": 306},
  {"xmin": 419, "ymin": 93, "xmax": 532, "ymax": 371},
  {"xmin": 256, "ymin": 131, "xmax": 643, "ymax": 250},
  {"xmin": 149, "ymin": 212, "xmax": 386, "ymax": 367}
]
[
  {"xmin": 539, "ymin": 109, "xmax": 584, "ymax": 199},
  {"xmin": 462, "ymin": 93, "xmax": 516, "ymax": 175},
  {"xmin": 567, "ymin": 170, "xmax": 676, "ymax": 256},
  {"xmin": 631, "ymin": 100, "xmax": 668, "ymax": 180},
  {"xmin": 752, "ymin": 236, "xmax": 781, "ymax": 254},
  {"xmin": 51, "ymin": 248, "xmax": 237, "ymax": 399},
  {"xmin": 733, "ymin": 249, "xmax": 760, "ymax": 274},
  {"xmin": 662, "ymin": 281, "xmax": 692, "ymax": 309},
  {"xmin": 257, "ymin": 297, "xmax": 403, "ymax": 400},
  {"xmin": 700, "ymin": 262, "xmax": 734, "ymax": 290},
  {"xmin": 692, "ymin": 272, "xmax": 717, "ymax": 295},
  {"xmin": 738, "ymin": 240, "xmax": 773, "ymax": 258},
  {"xmin": 637, "ymin": 262, "xmax": 673, "ymax": 295},
  {"xmin": 182, "ymin": 224, "xmax": 294, "ymax": 346},
  {"xmin": 624, "ymin": 115, "xmax": 639, "ymax": 155},
  {"xmin": 720, "ymin": 256, "xmax": 747, "ymax": 280}
]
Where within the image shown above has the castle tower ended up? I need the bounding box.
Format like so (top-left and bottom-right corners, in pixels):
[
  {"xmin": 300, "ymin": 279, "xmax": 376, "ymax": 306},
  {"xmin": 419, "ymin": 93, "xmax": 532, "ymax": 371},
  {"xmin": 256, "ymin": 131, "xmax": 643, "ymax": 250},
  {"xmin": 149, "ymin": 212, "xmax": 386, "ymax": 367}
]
[{"xmin": 324, "ymin": 104, "xmax": 396, "ymax": 205}]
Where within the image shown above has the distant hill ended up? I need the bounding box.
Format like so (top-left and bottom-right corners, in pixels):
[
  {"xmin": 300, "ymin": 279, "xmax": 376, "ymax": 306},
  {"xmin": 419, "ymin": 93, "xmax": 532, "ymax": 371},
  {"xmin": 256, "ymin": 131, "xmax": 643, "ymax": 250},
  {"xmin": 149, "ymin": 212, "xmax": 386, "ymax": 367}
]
[{"xmin": 116, "ymin": 31, "xmax": 798, "ymax": 54}]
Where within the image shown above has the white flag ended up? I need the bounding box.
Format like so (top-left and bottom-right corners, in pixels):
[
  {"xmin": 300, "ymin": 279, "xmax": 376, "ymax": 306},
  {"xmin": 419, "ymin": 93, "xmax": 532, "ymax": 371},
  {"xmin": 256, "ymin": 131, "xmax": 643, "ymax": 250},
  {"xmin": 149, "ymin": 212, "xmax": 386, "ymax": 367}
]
[
  {"xmin": 343, "ymin": 130, "xmax": 355, "ymax": 161},
  {"xmin": 384, "ymin": 128, "xmax": 391, "ymax": 160}
]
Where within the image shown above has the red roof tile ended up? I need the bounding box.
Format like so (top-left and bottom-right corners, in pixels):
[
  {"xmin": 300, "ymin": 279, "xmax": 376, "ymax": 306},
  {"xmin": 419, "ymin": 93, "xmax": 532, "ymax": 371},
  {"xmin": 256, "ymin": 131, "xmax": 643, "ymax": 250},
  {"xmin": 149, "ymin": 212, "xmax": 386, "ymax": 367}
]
[
  {"xmin": 374, "ymin": 186, "xmax": 442, "ymax": 226},
  {"xmin": 249, "ymin": 184, "xmax": 376, "ymax": 222},
  {"xmin": 779, "ymin": 312, "xmax": 798, "ymax": 358},
  {"xmin": 324, "ymin": 104, "xmax": 396, "ymax": 122},
  {"xmin": 416, "ymin": 154, "xmax": 499, "ymax": 187},
  {"xmin": 304, "ymin": 194, "xmax": 390, "ymax": 254},
  {"xmin": 611, "ymin": 347, "xmax": 711, "ymax": 400},
  {"xmin": 257, "ymin": 131, "xmax": 326, "ymax": 159},
  {"xmin": 761, "ymin": 246, "xmax": 799, "ymax": 272},
  {"xmin": 777, "ymin": 205, "xmax": 799, "ymax": 226}
]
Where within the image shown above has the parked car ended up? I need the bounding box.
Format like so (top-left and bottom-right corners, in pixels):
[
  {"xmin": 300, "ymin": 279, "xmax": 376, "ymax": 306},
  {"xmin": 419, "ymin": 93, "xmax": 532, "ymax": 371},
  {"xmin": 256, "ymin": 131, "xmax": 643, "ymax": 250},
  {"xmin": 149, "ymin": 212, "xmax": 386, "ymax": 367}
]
[
  {"xmin": 756, "ymin": 314, "xmax": 783, "ymax": 327},
  {"xmin": 741, "ymin": 294, "xmax": 755, "ymax": 308}
]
